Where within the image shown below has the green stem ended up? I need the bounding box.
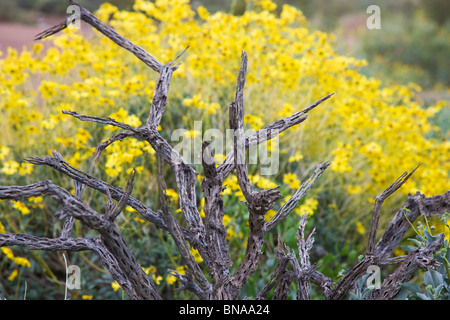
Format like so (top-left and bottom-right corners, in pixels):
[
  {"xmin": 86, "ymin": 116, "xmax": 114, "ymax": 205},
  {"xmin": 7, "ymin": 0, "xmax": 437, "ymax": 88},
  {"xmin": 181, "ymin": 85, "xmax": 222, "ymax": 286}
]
[
  {"xmin": 14, "ymin": 267, "xmax": 23, "ymax": 300},
  {"xmin": 5, "ymin": 214, "xmax": 59, "ymax": 283},
  {"xmin": 403, "ymin": 210, "xmax": 419, "ymax": 235},
  {"xmin": 443, "ymin": 225, "xmax": 450, "ymax": 280},
  {"xmin": 424, "ymin": 215, "xmax": 432, "ymax": 234}
]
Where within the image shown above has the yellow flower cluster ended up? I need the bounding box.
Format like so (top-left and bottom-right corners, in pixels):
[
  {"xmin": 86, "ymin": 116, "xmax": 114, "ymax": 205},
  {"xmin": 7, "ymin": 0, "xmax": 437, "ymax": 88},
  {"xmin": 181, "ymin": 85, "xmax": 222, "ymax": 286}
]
[
  {"xmin": 182, "ymin": 93, "xmax": 221, "ymax": 115},
  {"xmin": 1, "ymin": 247, "xmax": 31, "ymax": 281},
  {"xmin": 280, "ymin": 196, "xmax": 319, "ymax": 217},
  {"xmin": 297, "ymin": 198, "xmax": 319, "ymax": 217},
  {"xmin": 0, "ymin": 0, "xmax": 446, "ymax": 198},
  {"xmin": 282, "ymin": 173, "xmax": 301, "ymax": 189},
  {"xmin": 112, "ymin": 264, "xmax": 164, "ymax": 291},
  {"xmin": 0, "ymin": 0, "xmax": 448, "ymax": 292}
]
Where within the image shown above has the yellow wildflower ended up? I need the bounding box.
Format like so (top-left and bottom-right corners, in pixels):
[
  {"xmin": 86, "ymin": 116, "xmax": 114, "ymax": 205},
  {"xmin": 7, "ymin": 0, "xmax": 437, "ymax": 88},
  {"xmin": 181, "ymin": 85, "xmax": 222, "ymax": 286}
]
[
  {"xmin": 295, "ymin": 198, "xmax": 319, "ymax": 217},
  {"xmin": 12, "ymin": 201, "xmax": 30, "ymax": 215},
  {"xmin": 153, "ymin": 274, "xmax": 163, "ymax": 285},
  {"xmin": 0, "ymin": 145, "xmax": 10, "ymax": 160},
  {"xmin": 347, "ymin": 185, "xmax": 363, "ymax": 195},
  {"xmin": 288, "ymin": 151, "xmax": 303, "ymax": 163},
  {"xmin": 8, "ymin": 270, "xmax": 18, "ymax": 281},
  {"xmin": 1, "ymin": 247, "xmax": 15, "ymax": 260},
  {"xmin": 197, "ymin": 6, "xmax": 210, "ymax": 20},
  {"xmin": 13, "ymin": 257, "xmax": 31, "ymax": 267},
  {"xmin": 166, "ymin": 266, "xmax": 186, "ymax": 285},
  {"xmin": 165, "ymin": 188, "xmax": 178, "ymax": 204},
  {"xmin": 183, "ymin": 129, "xmax": 202, "ymax": 139},
  {"xmin": 1, "ymin": 160, "xmax": 20, "ymax": 175},
  {"xmin": 355, "ymin": 221, "xmax": 365, "ymax": 235},
  {"xmin": 265, "ymin": 209, "xmax": 276, "ymax": 222},
  {"xmin": 111, "ymin": 281, "xmax": 122, "ymax": 292},
  {"xmin": 190, "ymin": 247, "xmax": 203, "ymax": 263},
  {"xmin": 19, "ymin": 163, "xmax": 34, "ymax": 176}
]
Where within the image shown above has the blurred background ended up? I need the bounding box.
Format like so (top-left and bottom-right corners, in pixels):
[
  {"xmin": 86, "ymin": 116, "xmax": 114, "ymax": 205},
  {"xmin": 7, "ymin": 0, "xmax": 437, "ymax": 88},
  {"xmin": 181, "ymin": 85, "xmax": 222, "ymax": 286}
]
[{"xmin": 0, "ymin": 0, "xmax": 448, "ymax": 103}]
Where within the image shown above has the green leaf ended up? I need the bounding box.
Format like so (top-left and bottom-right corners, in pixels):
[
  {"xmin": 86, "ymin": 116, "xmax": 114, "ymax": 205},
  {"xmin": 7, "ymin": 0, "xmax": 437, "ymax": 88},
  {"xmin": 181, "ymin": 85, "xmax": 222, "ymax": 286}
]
[
  {"xmin": 349, "ymin": 292, "xmax": 360, "ymax": 300},
  {"xmin": 424, "ymin": 269, "xmax": 444, "ymax": 288},
  {"xmin": 285, "ymin": 227, "xmax": 297, "ymax": 248},
  {"xmin": 407, "ymin": 238, "xmax": 423, "ymax": 247},
  {"xmin": 401, "ymin": 282, "xmax": 421, "ymax": 293},
  {"xmin": 362, "ymin": 288, "xmax": 373, "ymax": 299},
  {"xmin": 416, "ymin": 292, "xmax": 431, "ymax": 300},
  {"xmin": 401, "ymin": 245, "xmax": 418, "ymax": 253},
  {"xmin": 434, "ymin": 284, "xmax": 445, "ymax": 299},
  {"xmin": 423, "ymin": 229, "xmax": 438, "ymax": 244},
  {"xmin": 395, "ymin": 288, "xmax": 410, "ymax": 300},
  {"xmin": 340, "ymin": 246, "xmax": 350, "ymax": 257},
  {"xmin": 348, "ymin": 249, "xmax": 357, "ymax": 262}
]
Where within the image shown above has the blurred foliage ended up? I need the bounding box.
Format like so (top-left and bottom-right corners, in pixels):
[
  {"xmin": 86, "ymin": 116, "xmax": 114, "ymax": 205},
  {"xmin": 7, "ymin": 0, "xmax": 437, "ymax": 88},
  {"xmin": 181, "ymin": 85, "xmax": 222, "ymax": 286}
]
[{"xmin": 359, "ymin": 12, "xmax": 450, "ymax": 88}]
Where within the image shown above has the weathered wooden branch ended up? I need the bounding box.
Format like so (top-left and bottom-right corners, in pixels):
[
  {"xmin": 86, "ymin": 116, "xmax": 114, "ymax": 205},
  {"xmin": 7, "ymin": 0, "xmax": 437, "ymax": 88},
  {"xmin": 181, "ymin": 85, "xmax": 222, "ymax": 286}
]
[
  {"xmin": 295, "ymin": 214, "xmax": 316, "ymax": 300},
  {"xmin": 35, "ymin": 0, "xmax": 163, "ymax": 72},
  {"xmin": 155, "ymin": 154, "xmax": 212, "ymax": 298},
  {"xmin": 62, "ymin": 110, "xmax": 140, "ymax": 133},
  {"xmin": 330, "ymin": 168, "xmax": 419, "ymax": 300},
  {"xmin": 265, "ymin": 161, "xmax": 330, "ymax": 232},
  {"xmin": 25, "ymin": 151, "xmax": 167, "ymax": 230},
  {"xmin": 217, "ymin": 93, "xmax": 334, "ymax": 180},
  {"xmin": 374, "ymin": 190, "xmax": 450, "ymax": 259},
  {"xmin": 367, "ymin": 165, "xmax": 420, "ymax": 254},
  {"xmin": 330, "ymin": 171, "xmax": 449, "ymax": 300},
  {"xmin": 0, "ymin": 233, "xmax": 95, "ymax": 252},
  {"xmin": 255, "ymin": 236, "xmax": 294, "ymax": 300},
  {"xmin": 0, "ymin": 180, "xmax": 161, "ymax": 300},
  {"xmin": 1, "ymin": 0, "xmax": 447, "ymax": 301},
  {"xmin": 226, "ymin": 52, "xmax": 284, "ymax": 299},
  {"xmin": 60, "ymin": 180, "xmax": 83, "ymax": 238},
  {"xmin": 201, "ymin": 141, "xmax": 231, "ymax": 291},
  {"xmin": 368, "ymin": 233, "xmax": 444, "ymax": 300}
]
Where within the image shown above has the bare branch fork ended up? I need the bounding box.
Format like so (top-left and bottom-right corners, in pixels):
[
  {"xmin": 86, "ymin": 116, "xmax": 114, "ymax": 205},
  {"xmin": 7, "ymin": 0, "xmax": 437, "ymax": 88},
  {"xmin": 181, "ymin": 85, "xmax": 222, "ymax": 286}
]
[
  {"xmin": 1, "ymin": 1, "xmax": 448, "ymax": 300},
  {"xmin": 329, "ymin": 168, "xmax": 449, "ymax": 300},
  {"xmin": 3, "ymin": 1, "xmax": 332, "ymax": 300}
]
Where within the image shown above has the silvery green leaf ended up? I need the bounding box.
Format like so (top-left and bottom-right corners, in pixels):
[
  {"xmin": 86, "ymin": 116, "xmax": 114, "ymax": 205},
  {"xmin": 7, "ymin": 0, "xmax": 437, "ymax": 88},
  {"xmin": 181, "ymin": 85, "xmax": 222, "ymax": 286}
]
[
  {"xmin": 401, "ymin": 245, "xmax": 418, "ymax": 253},
  {"xmin": 401, "ymin": 282, "xmax": 421, "ymax": 293},
  {"xmin": 416, "ymin": 292, "xmax": 431, "ymax": 300},
  {"xmin": 434, "ymin": 284, "xmax": 445, "ymax": 298},
  {"xmin": 424, "ymin": 269, "xmax": 444, "ymax": 288},
  {"xmin": 407, "ymin": 238, "xmax": 422, "ymax": 247},
  {"xmin": 423, "ymin": 229, "xmax": 438, "ymax": 244}
]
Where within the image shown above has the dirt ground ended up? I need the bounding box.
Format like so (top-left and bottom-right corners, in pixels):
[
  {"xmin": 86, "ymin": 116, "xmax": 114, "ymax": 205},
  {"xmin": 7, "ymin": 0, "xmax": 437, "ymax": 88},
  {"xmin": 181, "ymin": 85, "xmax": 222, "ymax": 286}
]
[{"xmin": 0, "ymin": 15, "xmax": 64, "ymax": 52}]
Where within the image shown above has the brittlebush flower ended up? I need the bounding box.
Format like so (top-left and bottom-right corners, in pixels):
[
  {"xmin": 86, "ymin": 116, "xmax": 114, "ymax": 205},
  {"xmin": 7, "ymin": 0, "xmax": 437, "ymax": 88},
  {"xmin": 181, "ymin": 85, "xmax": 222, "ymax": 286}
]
[
  {"xmin": 111, "ymin": 281, "xmax": 122, "ymax": 292},
  {"xmin": 8, "ymin": 270, "xmax": 18, "ymax": 281},
  {"xmin": 295, "ymin": 198, "xmax": 319, "ymax": 217},
  {"xmin": 283, "ymin": 173, "xmax": 301, "ymax": 189},
  {"xmin": 12, "ymin": 201, "xmax": 30, "ymax": 215},
  {"xmin": 166, "ymin": 266, "xmax": 186, "ymax": 285},
  {"xmin": 13, "ymin": 257, "xmax": 31, "ymax": 267},
  {"xmin": 1, "ymin": 161, "xmax": 20, "ymax": 175},
  {"xmin": 356, "ymin": 221, "xmax": 366, "ymax": 235}
]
